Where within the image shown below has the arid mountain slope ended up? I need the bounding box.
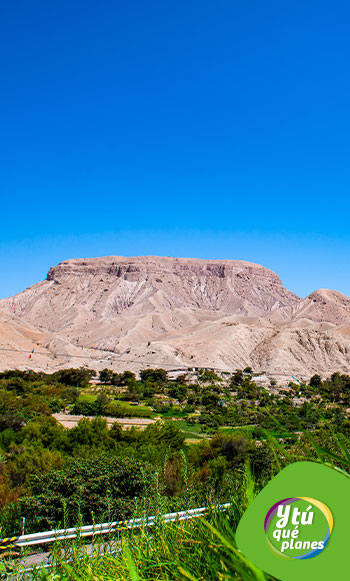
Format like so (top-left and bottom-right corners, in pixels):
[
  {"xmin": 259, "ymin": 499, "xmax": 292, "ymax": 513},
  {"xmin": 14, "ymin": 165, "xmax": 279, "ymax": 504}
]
[
  {"xmin": 291, "ymin": 289, "xmax": 350, "ymax": 325},
  {"xmin": 2, "ymin": 256, "xmax": 299, "ymax": 328},
  {"xmin": 0, "ymin": 256, "xmax": 350, "ymax": 376}
]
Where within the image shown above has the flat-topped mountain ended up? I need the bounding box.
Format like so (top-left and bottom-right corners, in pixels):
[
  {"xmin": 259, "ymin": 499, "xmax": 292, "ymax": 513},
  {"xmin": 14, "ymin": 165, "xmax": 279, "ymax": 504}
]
[
  {"xmin": 1, "ymin": 255, "xmax": 350, "ymax": 376},
  {"xmin": 4, "ymin": 256, "xmax": 299, "ymax": 327}
]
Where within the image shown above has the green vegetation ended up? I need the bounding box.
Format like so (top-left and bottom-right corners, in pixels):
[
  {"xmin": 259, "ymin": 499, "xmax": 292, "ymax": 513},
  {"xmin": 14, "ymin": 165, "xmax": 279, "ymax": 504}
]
[
  {"xmin": 1, "ymin": 366, "xmax": 350, "ymax": 578},
  {"xmin": 2, "ymin": 501, "xmax": 273, "ymax": 580},
  {"xmin": 72, "ymin": 394, "xmax": 152, "ymax": 418}
]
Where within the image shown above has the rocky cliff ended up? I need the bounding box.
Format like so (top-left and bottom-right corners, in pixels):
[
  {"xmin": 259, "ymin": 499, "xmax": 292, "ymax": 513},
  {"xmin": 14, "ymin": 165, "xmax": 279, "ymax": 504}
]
[{"xmin": 1, "ymin": 255, "xmax": 350, "ymax": 377}]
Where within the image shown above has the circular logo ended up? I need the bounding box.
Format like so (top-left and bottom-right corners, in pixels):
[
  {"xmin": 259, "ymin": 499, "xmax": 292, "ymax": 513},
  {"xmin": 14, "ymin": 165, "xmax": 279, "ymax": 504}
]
[{"xmin": 264, "ymin": 497, "xmax": 333, "ymax": 559}]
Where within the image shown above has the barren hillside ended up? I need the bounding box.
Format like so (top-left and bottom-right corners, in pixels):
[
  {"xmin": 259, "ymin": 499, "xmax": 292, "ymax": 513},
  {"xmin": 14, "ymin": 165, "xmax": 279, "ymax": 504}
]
[{"xmin": 1, "ymin": 255, "xmax": 350, "ymax": 376}]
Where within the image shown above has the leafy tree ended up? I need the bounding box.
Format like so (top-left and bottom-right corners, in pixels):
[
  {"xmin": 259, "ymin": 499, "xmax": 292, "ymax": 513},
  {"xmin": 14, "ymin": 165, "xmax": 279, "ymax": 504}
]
[
  {"xmin": 0, "ymin": 412, "xmax": 25, "ymax": 432},
  {"xmin": 198, "ymin": 369, "xmax": 221, "ymax": 382},
  {"xmin": 231, "ymin": 370, "xmax": 244, "ymax": 386},
  {"xmin": 168, "ymin": 383, "xmax": 188, "ymax": 401},
  {"xmin": 99, "ymin": 368, "xmax": 114, "ymax": 384},
  {"xmin": 95, "ymin": 392, "xmax": 108, "ymax": 415},
  {"xmin": 309, "ymin": 374, "xmax": 322, "ymax": 388},
  {"xmin": 7, "ymin": 445, "xmax": 63, "ymax": 488},
  {"xmin": 18, "ymin": 456, "xmax": 151, "ymax": 530},
  {"xmin": 54, "ymin": 368, "xmax": 95, "ymax": 387},
  {"xmin": 19, "ymin": 416, "xmax": 68, "ymax": 451},
  {"xmin": 201, "ymin": 391, "xmax": 220, "ymax": 408},
  {"xmin": 140, "ymin": 368, "xmax": 168, "ymax": 385},
  {"xmin": 142, "ymin": 421, "xmax": 185, "ymax": 449}
]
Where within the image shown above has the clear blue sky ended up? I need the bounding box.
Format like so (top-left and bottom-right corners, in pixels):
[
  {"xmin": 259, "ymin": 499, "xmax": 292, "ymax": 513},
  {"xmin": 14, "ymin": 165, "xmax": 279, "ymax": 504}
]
[{"xmin": 1, "ymin": 0, "xmax": 350, "ymax": 299}]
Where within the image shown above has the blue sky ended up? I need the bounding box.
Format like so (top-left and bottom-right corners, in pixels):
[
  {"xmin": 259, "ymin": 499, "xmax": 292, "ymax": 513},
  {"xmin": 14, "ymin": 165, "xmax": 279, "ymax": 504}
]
[{"xmin": 1, "ymin": 0, "xmax": 350, "ymax": 299}]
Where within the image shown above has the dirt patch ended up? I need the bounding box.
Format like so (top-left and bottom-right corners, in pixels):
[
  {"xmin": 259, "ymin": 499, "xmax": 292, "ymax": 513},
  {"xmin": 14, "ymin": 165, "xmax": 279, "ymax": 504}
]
[{"xmin": 53, "ymin": 412, "xmax": 158, "ymax": 430}]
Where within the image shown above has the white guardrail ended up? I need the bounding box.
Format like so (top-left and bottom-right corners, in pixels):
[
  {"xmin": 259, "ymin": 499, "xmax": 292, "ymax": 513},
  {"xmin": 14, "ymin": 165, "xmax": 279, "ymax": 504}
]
[{"xmin": 0, "ymin": 504, "xmax": 231, "ymax": 550}]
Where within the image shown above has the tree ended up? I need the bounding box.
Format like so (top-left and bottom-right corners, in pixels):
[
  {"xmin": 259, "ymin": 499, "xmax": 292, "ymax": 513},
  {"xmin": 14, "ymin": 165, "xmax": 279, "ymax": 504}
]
[
  {"xmin": 7, "ymin": 444, "xmax": 63, "ymax": 488},
  {"xmin": 168, "ymin": 383, "xmax": 188, "ymax": 402},
  {"xmin": 201, "ymin": 391, "xmax": 220, "ymax": 408},
  {"xmin": 95, "ymin": 392, "xmax": 108, "ymax": 415},
  {"xmin": 54, "ymin": 368, "xmax": 95, "ymax": 387},
  {"xmin": 140, "ymin": 369, "xmax": 168, "ymax": 386},
  {"xmin": 309, "ymin": 374, "xmax": 322, "ymax": 388},
  {"xmin": 231, "ymin": 370, "xmax": 244, "ymax": 386},
  {"xmin": 18, "ymin": 456, "xmax": 151, "ymax": 531},
  {"xmin": 99, "ymin": 368, "xmax": 114, "ymax": 384},
  {"xmin": 68, "ymin": 417, "xmax": 113, "ymax": 452},
  {"xmin": 198, "ymin": 369, "xmax": 221, "ymax": 383},
  {"xmin": 142, "ymin": 421, "xmax": 185, "ymax": 449}
]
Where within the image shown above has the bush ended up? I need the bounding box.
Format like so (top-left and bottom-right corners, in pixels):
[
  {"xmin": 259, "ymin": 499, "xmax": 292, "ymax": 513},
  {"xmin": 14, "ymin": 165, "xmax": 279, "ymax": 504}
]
[{"xmin": 18, "ymin": 455, "xmax": 152, "ymax": 531}]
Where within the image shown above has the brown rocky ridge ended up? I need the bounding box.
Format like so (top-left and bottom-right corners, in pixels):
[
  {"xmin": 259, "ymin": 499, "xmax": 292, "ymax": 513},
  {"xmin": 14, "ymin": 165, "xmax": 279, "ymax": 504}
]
[{"xmin": 0, "ymin": 255, "xmax": 350, "ymax": 377}]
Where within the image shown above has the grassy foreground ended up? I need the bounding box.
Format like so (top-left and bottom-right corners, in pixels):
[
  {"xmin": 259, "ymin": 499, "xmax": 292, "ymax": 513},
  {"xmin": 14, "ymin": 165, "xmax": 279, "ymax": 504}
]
[
  {"xmin": 4, "ymin": 506, "xmax": 272, "ymax": 580},
  {"xmin": 0, "ymin": 464, "xmax": 274, "ymax": 581},
  {"xmin": 3, "ymin": 428, "xmax": 350, "ymax": 580}
]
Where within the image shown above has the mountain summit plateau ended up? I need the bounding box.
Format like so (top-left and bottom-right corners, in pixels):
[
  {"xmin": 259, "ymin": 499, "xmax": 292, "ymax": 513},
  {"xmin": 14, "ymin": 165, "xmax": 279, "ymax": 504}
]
[{"xmin": 1, "ymin": 256, "xmax": 350, "ymax": 376}]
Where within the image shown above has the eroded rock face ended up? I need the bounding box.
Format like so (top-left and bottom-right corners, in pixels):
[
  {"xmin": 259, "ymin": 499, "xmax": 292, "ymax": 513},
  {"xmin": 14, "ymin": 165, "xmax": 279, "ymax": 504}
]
[
  {"xmin": 43, "ymin": 256, "xmax": 300, "ymax": 318},
  {"xmin": 1, "ymin": 255, "xmax": 350, "ymax": 376}
]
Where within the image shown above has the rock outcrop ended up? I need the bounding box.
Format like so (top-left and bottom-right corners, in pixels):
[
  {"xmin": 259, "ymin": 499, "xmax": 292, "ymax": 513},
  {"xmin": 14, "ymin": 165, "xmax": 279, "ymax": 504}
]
[{"xmin": 1, "ymin": 255, "xmax": 350, "ymax": 377}]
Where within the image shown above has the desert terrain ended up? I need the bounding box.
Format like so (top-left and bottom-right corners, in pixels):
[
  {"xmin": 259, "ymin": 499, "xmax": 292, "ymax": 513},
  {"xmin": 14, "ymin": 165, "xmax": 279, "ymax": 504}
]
[{"xmin": 1, "ymin": 255, "xmax": 350, "ymax": 377}]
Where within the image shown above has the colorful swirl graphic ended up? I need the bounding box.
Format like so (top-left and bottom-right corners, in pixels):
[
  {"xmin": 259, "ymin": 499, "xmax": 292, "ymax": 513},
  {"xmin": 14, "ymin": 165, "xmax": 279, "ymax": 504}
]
[{"xmin": 264, "ymin": 497, "xmax": 333, "ymax": 560}]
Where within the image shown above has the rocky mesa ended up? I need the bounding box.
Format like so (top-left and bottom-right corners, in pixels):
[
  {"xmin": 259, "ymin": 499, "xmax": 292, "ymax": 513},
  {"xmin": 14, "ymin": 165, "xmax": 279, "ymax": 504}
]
[{"xmin": 0, "ymin": 255, "xmax": 350, "ymax": 377}]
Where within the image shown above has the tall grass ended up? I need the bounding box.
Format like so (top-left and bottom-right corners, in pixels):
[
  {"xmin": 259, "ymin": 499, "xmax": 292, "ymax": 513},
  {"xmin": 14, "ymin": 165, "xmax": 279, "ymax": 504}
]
[
  {"xmin": 0, "ymin": 470, "xmax": 274, "ymax": 580},
  {"xmin": 23, "ymin": 506, "xmax": 272, "ymax": 580},
  {"xmin": 3, "ymin": 424, "xmax": 350, "ymax": 580}
]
